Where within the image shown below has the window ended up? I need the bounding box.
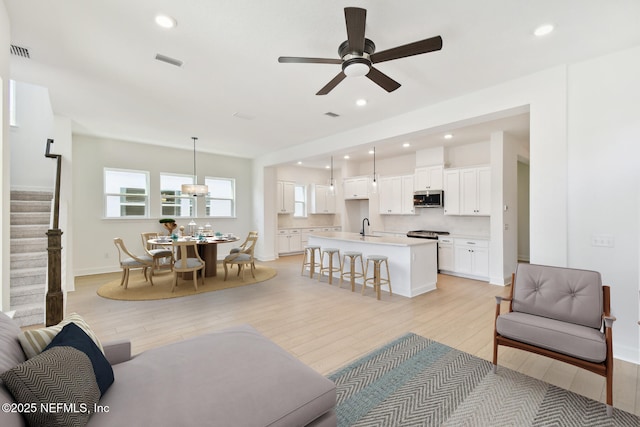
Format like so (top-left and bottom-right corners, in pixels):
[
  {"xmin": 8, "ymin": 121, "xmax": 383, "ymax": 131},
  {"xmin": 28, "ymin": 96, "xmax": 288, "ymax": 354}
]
[
  {"xmin": 104, "ymin": 169, "xmax": 149, "ymax": 217},
  {"xmin": 205, "ymin": 177, "xmax": 235, "ymax": 217},
  {"xmin": 160, "ymin": 174, "xmax": 194, "ymax": 217},
  {"xmin": 294, "ymin": 184, "xmax": 306, "ymax": 217}
]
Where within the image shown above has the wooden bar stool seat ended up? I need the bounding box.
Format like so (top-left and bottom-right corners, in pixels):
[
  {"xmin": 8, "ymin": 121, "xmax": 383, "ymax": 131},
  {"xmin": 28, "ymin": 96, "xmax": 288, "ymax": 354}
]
[
  {"xmin": 340, "ymin": 251, "xmax": 364, "ymax": 292},
  {"xmin": 319, "ymin": 248, "xmax": 341, "ymax": 285},
  {"xmin": 363, "ymin": 255, "xmax": 392, "ymax": 300},
  {"xmin": 301, "ymin": 245, "xmax": 322, "ymax": 279}
]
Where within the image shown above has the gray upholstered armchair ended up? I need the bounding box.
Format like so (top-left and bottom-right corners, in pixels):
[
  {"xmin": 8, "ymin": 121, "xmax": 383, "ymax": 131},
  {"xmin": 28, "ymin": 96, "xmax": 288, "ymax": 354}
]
[{"xmin": 493, "ymin": 263, "xmax": 616, "ymax": 416}]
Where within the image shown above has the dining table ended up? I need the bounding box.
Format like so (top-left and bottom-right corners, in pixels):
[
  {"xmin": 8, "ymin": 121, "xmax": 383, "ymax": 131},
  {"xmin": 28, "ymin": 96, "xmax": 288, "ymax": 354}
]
[{"xmin": 149, "ymin": 235, "xmax": 239, "ymax": 277}]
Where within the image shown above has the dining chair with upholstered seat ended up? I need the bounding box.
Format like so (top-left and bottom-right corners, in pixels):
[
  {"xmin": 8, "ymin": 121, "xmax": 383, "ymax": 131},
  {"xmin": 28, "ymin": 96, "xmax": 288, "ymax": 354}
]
[
  {"xmin": 113, "ymin": 237, "xmax": 155, "ymax": 290},
  {"xmin": 141, "ymin": 232, "xmax": 174, "ymax": 273},
  {"xmin": 228, "ymin": 231, "xmax": 258, "ymax": 255},
  {"xmin": 223, "ymin": 233, "xmax": 258, "ymax": 281},
  {"xmin": 171, "ymin": 240, "xmax": 205, "ymax": 292}
]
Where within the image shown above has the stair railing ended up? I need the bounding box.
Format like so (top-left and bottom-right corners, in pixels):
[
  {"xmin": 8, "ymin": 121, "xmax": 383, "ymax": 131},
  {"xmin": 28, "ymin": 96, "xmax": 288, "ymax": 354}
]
[{"xmin": 44, "ymin": 138, "xmax": 63, "ymax": 326}]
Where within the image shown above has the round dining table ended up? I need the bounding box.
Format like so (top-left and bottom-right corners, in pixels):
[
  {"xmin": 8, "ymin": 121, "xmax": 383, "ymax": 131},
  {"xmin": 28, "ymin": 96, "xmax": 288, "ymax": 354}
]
[{"xmin": 149, "ymin": 236, "xmax": 239, "ymax": 277}]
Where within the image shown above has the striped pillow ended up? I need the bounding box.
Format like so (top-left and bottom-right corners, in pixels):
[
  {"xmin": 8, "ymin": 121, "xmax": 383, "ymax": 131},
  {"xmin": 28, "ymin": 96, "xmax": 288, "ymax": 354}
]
[{"xmin": 18, "ymin": 313, "xmax": 104, "ymax": 359}]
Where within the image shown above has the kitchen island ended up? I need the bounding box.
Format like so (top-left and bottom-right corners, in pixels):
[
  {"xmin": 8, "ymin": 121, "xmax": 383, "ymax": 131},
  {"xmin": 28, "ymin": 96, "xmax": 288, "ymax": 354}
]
[{"xmin": 307, "ymin": 232, "xmax": 438, "ymax": 298}]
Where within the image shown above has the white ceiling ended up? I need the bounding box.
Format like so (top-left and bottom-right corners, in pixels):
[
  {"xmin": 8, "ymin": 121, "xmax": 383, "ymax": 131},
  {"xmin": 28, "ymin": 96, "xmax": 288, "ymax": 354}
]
[{"xmin": 6, "ymin": 0, "xmax": 640, "ymax": 164}]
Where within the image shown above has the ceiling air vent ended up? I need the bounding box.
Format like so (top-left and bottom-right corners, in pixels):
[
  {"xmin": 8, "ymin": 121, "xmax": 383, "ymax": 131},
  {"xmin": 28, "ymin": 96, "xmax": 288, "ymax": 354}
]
[
  {"xmin": 155, "ymin": 53, "xmax": 183, "ymax": 67},
  {"xmin": 10, "ymin": 45, "xmax": 30, "ymax": 58},
  {"xmin": 324, "ymin": 112, "xmax": 340, "ymax": 118}
]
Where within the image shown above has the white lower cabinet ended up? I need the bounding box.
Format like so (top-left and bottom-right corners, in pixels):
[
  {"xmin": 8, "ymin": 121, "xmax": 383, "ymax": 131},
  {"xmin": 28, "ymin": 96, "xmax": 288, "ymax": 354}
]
[
  {"xmin": 277, "ymin": 229, "xmax": 302, "ymax": 254},
  {"xmin": 453, "ymin": 238, "xmax": 489, "ymax": 280},
  {"xmin": 437, "ymin": 237, "xmax": 454, "ymax": 272}
]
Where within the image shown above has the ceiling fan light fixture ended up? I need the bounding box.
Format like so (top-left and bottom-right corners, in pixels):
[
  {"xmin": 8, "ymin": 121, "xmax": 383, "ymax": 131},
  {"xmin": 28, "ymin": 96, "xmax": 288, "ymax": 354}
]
[{"xmin": 343, "ymin": 60, "xmax": 370, "ymax": 77}]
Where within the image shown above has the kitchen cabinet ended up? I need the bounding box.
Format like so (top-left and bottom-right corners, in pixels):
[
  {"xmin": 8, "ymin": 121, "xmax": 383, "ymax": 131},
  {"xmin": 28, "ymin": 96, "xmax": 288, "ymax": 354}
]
[
  {"xmin": 437, "ymin": 236, "xmax": 454, "ymax": 272},
  {"xmin": 414, "ymin": 165, "xmax": 443, "ymax": 191},
  {"xmin": 460, "ymin": 166, "xmax": 491, "ymax": 215},
  {"xmin": 343, "ymin": 176, "xmax": 369, "ymax": 199},
  {"xmin": 443, "ymin": 166, "xmax": 490, "ymax": 216},
  {"xmin": 276, "ymin": 181, "xmax": 295, "ymax": 214},
  {"xmin": 379, "ymin": 175, "xmax": 415, "ymax": 215},
  {"xmin": 277, "ymin": 229, "xmax": 302, "ymax": 254},
  {"xmin": 454, "ymin": 238, "xmax": 489, "ymax": 279},
  {"xmin": 309, "ymin": 184, "xmax": 336, "ymax": 214},
  {"xmin": 443, "ymin": 169, "xmax": 461, "ymax": 215}
]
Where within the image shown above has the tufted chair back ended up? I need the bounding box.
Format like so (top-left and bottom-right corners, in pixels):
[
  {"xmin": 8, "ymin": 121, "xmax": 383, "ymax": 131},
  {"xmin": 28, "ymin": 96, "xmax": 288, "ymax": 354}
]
[{"xmin": 512, "ymin": 263, "xmax": 603, "ymax": 329}]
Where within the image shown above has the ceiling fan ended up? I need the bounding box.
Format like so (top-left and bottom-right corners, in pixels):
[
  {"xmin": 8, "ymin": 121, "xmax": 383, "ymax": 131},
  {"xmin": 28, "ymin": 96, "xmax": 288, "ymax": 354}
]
[{"xmin": 278, "ymin": 7, "xmax": 443, "ymax": 95}]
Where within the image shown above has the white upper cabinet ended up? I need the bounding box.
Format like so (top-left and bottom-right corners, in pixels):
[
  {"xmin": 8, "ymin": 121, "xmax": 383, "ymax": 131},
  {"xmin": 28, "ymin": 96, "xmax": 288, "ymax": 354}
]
[
  {"xmin": 379, "ymin": 175, "xmax": 415, "ymax": 215},
  {"xmin": 343, "ymin": 176, "xmax": 370, "ymax": 199},
  {"xmin": 414, "ymin": 165, "xmax": 443, "ymax": 191},
  {"xmin": 276, "ymin": 181, "xmax": 295, "ymax": 214},
  {"xmin": 443, "ymin": 169, "xmax": 460, "ymax": 215},
  {"xmin": 444, "ymin": 166, "xmax": 490, "ymax": 216},
  {"xmin": 309, "ymin": 184, "xmax": 336, "ymax": 214},
  {"xmin": 460, "ymin": 166, "xmax": 491, "ymax": 216}
]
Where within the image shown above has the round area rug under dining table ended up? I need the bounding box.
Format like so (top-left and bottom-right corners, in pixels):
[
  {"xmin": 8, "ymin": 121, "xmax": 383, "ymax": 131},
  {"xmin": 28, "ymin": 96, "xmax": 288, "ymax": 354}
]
[{"xmin": 97, "ymin": 264, "xmax": 277, "ymax": 301}]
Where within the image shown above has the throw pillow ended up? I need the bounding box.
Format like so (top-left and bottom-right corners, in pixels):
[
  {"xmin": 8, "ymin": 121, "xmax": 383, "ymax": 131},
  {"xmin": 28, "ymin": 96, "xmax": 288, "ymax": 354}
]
[
  {"xmin": 0, "ymin": 346, "xmax": 101, "ymax": 427},
  {"xmin": 45, "ymin": 323, "xmax": 114, "ymax": 396},
  {"xmin": 18, "ymin": 313, "xmax": 104, "ymax": 359}
]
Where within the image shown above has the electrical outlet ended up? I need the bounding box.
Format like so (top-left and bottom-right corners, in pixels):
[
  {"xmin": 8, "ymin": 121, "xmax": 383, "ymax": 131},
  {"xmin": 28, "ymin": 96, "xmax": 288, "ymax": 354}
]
[
  {"xmin": 105, "ymin": 252, "xmax": 110, "ymax": 258},
  {"xmin": 591, "ymin": 234, "xmax": 614, "ymax": 248}
]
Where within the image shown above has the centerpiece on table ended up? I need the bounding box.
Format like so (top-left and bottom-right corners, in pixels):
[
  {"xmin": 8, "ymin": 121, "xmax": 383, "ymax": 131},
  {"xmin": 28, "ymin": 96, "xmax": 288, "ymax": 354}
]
[{"xmin": 159, "ymin": 218, "xmax": 177, "ymax": 236}]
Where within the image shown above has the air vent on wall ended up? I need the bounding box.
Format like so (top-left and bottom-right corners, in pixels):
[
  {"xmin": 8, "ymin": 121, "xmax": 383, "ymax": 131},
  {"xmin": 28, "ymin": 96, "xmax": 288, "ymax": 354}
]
[
  {"xmin": 324, "ymin": 112, "xmax": 340, "ymax": 118},
  {"xmin": 155, "ymin": 53, "xmax": 183, "ymax": 67},
  {"xmin": 10, "ymin": 45, "xmax": 30, "ymax": 58}
]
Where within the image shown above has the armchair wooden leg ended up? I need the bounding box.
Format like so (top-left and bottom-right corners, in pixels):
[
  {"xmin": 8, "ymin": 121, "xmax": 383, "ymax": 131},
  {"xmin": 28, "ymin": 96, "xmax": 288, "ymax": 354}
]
[{"xmin": 223, "ymin": 262, "xmax": 229, "ymax": 281}]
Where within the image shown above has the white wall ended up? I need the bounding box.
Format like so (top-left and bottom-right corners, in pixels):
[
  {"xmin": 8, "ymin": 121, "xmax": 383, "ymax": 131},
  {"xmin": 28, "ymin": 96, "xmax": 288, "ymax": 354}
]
[
  {"xmin": 0, "ymin": 0, "xmax": 10, "ymax": 311},
  {"xmin": 566, "ymin": 46, "xmax": 640, "ymax": 362},
  {"xmin": 73, "ymin": 135, "xmax": 253, "ymax": 275},
  {"xmin": 9, "ymin": 81, "xmax": 55, "ymax": 190}
]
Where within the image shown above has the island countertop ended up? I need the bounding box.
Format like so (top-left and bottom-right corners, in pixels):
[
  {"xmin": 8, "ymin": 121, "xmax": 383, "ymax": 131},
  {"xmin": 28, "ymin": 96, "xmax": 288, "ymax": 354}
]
[{"xmin": 308, "ymin": 231, "xmax": 437, "ymax": 247}]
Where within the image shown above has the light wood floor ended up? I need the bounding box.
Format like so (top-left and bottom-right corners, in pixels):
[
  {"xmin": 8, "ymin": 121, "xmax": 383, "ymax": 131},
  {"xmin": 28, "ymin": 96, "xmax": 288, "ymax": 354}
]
[{"xmin": 69, "ymin": 255, "xmax": 640, "ymax": 415}]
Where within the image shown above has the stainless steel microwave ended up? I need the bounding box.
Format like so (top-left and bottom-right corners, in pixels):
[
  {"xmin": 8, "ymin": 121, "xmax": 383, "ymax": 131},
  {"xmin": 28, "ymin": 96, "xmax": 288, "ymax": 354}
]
[{"xmin": 413, "ymin": 190, "xmax": 443, "ymax": 208}]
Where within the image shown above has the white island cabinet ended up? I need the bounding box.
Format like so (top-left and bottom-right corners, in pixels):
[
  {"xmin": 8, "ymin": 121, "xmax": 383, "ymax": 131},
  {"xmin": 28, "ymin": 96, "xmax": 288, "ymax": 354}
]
[{"xmin": 307, "ymin": 232, "xmax": 438, "ymax": 298}]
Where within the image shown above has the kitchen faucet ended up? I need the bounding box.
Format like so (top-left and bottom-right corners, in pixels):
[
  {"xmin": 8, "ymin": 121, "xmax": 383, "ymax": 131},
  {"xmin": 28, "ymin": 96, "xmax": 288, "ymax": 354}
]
[{"xmin": 360, "ymin": 218, "xmax": 370, "ymax": 236}]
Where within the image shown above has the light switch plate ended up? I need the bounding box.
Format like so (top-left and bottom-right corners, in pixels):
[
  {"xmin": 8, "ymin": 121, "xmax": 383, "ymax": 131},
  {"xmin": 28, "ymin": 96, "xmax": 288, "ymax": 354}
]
[{"xmin": 591, "ymin": 234, "xmax": 614, "ymax": 248}]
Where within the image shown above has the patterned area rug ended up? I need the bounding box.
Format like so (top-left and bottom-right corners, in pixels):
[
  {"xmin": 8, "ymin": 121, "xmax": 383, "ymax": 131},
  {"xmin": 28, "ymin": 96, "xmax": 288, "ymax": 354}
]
[{"xmin": 328, "ymin": 333, "xmax": 639, "ymax": 426}]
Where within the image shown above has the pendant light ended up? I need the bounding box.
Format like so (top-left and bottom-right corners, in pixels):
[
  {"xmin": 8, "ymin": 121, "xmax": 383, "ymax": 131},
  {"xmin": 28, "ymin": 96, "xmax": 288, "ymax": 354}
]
[
  {"xmin": 329, "ymin": 156, "xmax": 335, "ymax": 192},
  {"xmin": 181, "ymin": 137, "xmax": 209, "ymax": 197},
  {"xmin": 371, "ymin": 146, "xmax": 378, "ymax": 192}
]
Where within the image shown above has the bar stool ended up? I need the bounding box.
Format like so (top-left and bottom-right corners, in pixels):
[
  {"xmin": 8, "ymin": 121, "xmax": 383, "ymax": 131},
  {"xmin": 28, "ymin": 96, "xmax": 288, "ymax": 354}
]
[
  {"xmin": 340, "ymin": 251, "xmax": 364, "ymax": 292},
  {"xmin": 301, "ymin": 245, "xmax": 321, "ymax": 279},
  {"xmin": 319, "ymin": 248, "xmax": 341, "ymax": 285},
  {"xmin": 363, "ymin": 255, "xmax": 392, "ymax": 300}
]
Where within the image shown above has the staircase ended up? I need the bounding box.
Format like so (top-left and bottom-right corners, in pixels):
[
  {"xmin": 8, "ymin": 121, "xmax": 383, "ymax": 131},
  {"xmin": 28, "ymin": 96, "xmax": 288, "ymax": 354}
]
[{"xmin": 10, "ymin": 191, "xmax": 52, "ymax": 327}]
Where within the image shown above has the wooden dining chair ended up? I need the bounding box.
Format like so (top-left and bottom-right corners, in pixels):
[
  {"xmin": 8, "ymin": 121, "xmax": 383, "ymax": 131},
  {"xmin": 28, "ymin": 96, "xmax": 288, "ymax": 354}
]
[
  {"xmin": 113, "ymin": 238, "xmax": 155, "ymax": 289},
  {"xmin": 228, "ymin": 231, "xmax": 258, "ymax": 255},
  {"xmin": 223, "ymin": 233, "xmax": 258, "ymax": 281},
  {"xmin": 171, "ymin": 240, "xmax": 205, "ymax": 292},
  {"xmin": 140, "ymin": 232, "xmax": 174, "ymax": 273}
]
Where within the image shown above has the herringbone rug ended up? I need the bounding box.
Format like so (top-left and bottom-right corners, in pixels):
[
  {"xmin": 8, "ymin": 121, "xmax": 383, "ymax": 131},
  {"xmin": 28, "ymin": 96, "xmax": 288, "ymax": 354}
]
[{"xmin": 328, "ymin": 333, "xmax": 639, "ymax": 426}]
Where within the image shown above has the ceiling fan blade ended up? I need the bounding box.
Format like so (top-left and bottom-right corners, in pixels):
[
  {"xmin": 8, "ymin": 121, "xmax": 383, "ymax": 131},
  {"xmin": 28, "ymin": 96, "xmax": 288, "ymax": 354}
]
[
  {"xmin": 366, "ymin": 67, "xmax": 401, "ymax": 93},
  {"xmin": 370, "ymin": 35, "xmax": 443, "ymax": 64},
  {"xmin": 278, "ymin": 56, "xmax": 342, "ymax": 64},
  {"xmin": 344, "ymin": 7, "xmax": 366, "ymax": 53},
  {"xmin": 316, "ymin": 72, "xmax": 347, "ymax": 95}
]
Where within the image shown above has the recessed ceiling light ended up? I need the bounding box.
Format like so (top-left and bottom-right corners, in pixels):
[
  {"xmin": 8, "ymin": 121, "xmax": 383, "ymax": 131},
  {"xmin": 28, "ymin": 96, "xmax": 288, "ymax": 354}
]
[
  {"xmin": 297, "ymin": 161, "xmax": 302, "ymax": 165},
  {"xmin": 155, "ymin": 14, "xmax": 177, "ymax": 29},
  {"xmin": 344, "ymin": 155, "xmax": 350, "ymax": 160},
  {"xmin": 356, "ymin": 99, "xmax": 367, "ymax": 107},
  {"xmin": 444, "ymin": 133, "xmax": 453, "ymax": 139},
  {"xmin": 534, "ymin": 24, "xmax": 554, "ymax": 37},
  {"xmin": 325, "ymin": 165, "xmax": 330, "ymax": 169},
  {"xmin": 403, "ymin": 143, "xmax": 411, "ymax": 148},
  {"xmin": 368, "ymin": 149, "xmax": 375, "ymax": 155}
]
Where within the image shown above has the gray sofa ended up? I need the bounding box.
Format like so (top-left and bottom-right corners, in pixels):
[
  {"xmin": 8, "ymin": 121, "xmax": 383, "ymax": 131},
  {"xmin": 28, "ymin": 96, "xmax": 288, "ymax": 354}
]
[{"xmin": 0, "ymin": 312, "xmax": 336, "ymax": 426}]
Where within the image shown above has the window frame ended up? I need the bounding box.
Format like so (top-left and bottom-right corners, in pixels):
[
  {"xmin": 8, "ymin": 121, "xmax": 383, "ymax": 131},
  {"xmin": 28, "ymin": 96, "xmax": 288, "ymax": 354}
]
[
  {"xmin": 103, "ymin": 168, "xmax": 150, "ymax": 218},
  {"xmin": 294, "ymin": 184, "xmax": 307, "ymax": 218},
  {"xmin": 204, "ymin": 176, "xmax": 236, "ymax": 218},
  {"xmin": 159, "ymin": 172, "xmax": 196, "ymax": 218}
]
